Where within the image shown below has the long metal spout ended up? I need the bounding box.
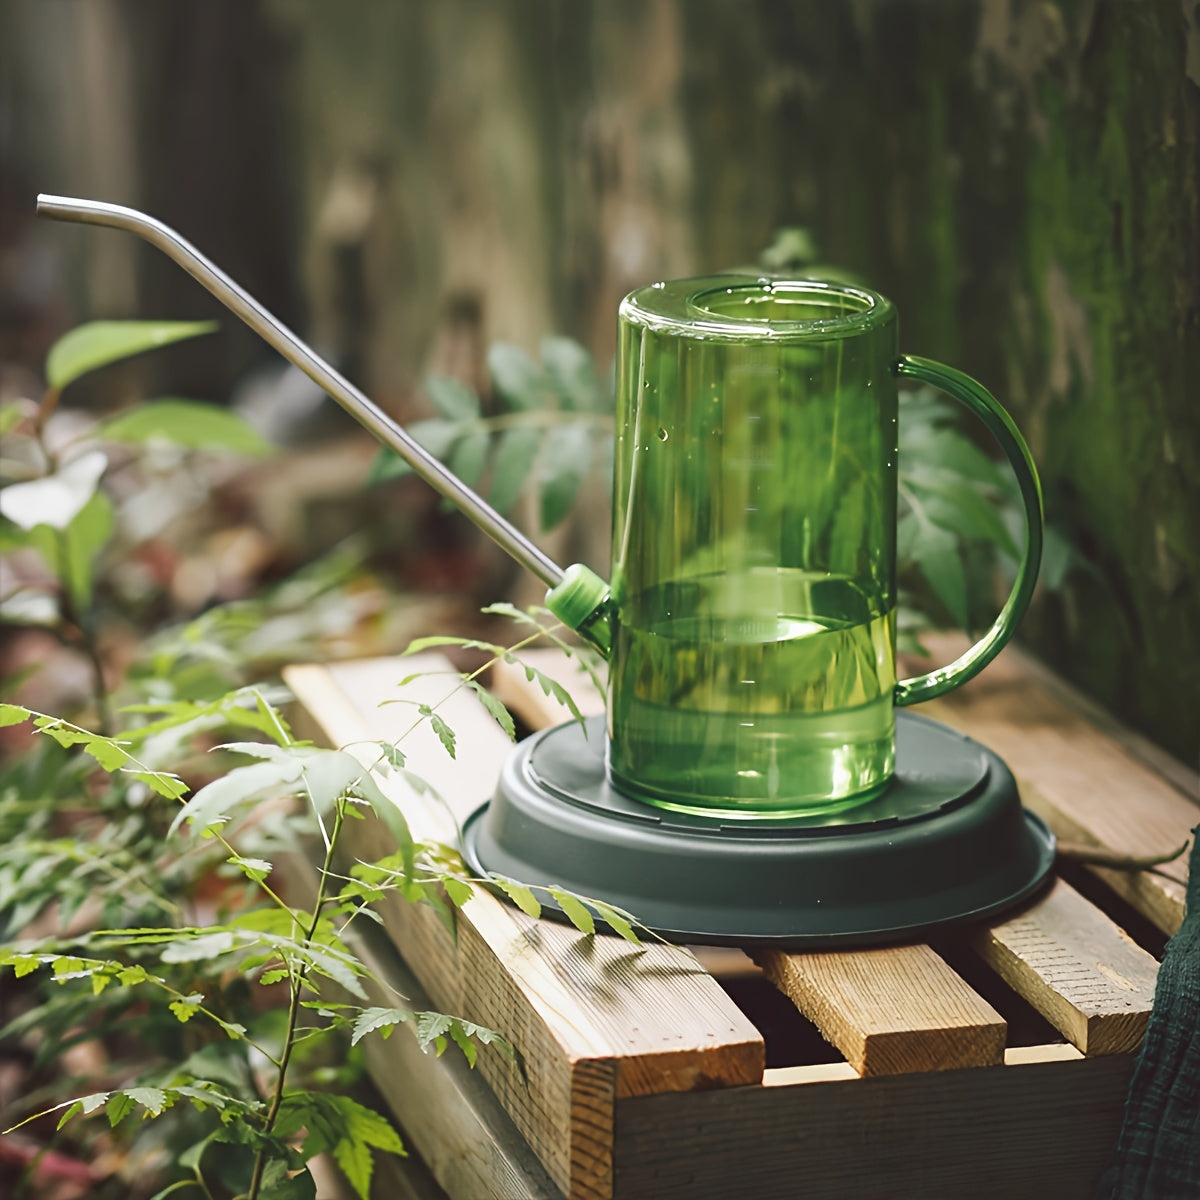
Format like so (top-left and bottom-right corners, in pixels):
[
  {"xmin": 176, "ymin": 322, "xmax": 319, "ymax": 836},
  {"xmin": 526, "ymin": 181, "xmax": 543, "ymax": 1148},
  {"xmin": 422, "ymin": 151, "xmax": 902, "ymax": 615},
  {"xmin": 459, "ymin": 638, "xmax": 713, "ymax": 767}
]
[{"xmin": 36, "ymin": 194, "xmax": 565, "ymax": 589}]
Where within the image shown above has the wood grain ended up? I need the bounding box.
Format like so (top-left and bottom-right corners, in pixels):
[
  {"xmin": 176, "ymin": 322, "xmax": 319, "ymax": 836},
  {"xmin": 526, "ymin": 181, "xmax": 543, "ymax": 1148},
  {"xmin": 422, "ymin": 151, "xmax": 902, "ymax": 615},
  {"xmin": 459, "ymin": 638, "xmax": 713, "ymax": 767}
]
[
  {"xmin": 614, "ymin": 1049, "xmax": 1135, "ymax": 1200},
  {"xmin": 970, "ymin": 878, "xmax": 1159, "ymax": 1055},
  {"xmin": 284, "ymin": 655, "xmax": 763, "ymax": 1199},
  {"xmin": 754, "ymin": 942, "xmax": 1006, "ymax": 1076},
  {"xmin": 913, "ymin": 635, "xmax": 1197, "ymax": 935}
]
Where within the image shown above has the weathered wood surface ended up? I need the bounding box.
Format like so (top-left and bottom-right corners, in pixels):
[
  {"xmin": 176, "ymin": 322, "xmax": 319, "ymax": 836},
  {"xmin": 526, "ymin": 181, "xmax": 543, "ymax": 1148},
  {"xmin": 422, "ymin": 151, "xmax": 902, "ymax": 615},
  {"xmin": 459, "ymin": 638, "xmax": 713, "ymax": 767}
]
[
  {"xmin": 614, "ymin": 1048, "xmax": 1135, "ymax": 1200},
  {"xmin": 284, "ymin": 654, "xmax": 764, "ymax": 1200},
  {"xmin": 286, "ymin": 639, "xmax": 1194, "ymax": 1199},
  {"xmin": 914, "ymin": 634, "xmax": 1198, "ymax": 935},
  {"xmin": 494, "ymin": 647, "xmax": 1176, "ymax": 1080},
  {"xmin": 968, "ymin": 877, "xmax": 1160, "ymax": 1056},
  {"xmin": 753, "ymin": 942, "xmax": 1007, "ymax": 1076}
]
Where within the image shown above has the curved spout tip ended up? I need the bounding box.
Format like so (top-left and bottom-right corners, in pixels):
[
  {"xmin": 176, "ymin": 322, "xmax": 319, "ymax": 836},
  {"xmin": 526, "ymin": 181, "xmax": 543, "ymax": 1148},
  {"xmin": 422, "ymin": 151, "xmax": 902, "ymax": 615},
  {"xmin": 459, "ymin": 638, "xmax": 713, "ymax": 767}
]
[{"xmin": 36, "ymin": 193, "xmax": 74, "ymax": 217}]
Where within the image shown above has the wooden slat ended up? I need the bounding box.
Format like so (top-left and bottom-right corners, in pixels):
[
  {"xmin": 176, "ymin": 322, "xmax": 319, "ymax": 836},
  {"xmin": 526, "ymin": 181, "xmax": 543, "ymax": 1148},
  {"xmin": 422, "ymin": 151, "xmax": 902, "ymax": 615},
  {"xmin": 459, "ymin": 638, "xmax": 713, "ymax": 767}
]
[
  {"xmin": 970, "ymin": 877, "xmax": 1159, "ymax": 1055},
  {"xmin": 754, "ymin": 943, "xmax": 1006, "ymax": 1075},
  {"xmin": 284, "ymin": 655, "xmax": 764, "ymax": 1200},
  {"xmin": 914, "ymin": 634, "xmax": 1197, "ymax": 935},
  {"xmin": 614, "ymin": 1050, "xmax": 1135, "ymax": 1200}
]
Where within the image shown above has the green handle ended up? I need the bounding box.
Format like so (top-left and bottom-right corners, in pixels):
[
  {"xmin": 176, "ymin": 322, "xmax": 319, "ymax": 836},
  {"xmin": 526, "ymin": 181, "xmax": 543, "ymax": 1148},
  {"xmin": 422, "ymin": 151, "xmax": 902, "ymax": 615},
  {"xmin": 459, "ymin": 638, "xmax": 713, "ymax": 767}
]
[{"xmin": 893, "ymin": 355, "xmax": 1044, "ymax": 706}]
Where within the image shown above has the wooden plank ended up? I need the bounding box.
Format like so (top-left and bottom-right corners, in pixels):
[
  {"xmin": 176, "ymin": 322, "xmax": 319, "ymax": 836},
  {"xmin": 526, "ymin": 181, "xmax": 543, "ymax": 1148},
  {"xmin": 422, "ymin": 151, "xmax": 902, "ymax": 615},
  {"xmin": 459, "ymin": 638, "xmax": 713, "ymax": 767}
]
[
  {"xmin": 614, "ymin": 1051, "xmax": 1136, "ymax": 1200},
  {"xmin": 913, "ymin": 634, "xmax": 1197, "ymax": 935},
  {"xmin": 969, "ymin": 877, "xmax": 1159, "ymax": 1055},
  {"xmin": 753, "ymin": 943, "xmax": 1006, "ymax": 1076},
  {"xmin": 285, "ymin": 655, "xmax": 764, "ymax": 1200},
  {"xmin": 319, "ymin": 657, "xmax": 763, "ymax": 1097}
]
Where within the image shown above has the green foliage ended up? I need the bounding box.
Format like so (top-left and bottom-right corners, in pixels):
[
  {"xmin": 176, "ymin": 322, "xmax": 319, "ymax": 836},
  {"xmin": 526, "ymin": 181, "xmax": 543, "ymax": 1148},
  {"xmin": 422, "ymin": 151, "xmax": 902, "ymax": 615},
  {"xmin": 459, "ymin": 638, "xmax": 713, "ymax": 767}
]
[
  {"xmin": 367, "ymin": 331, "xmax": 1068, "ymax": 643},
  {"xmin": 2, "ymin": 595, "xmax": 641, "ymax": 1198},
  {"xmin": 0, "ymin": 319, "xmax": 274, "ymax": 731},
  {"xmin": 368, "ymin": 337, "xmax": 610, "ymax": 532},
  {"xmin": 96, "ymin": 397, "xmax": 273, "ymax": 455},
  {"xmin": 45, "ymin": 320, "xmax": 217, "ymax": 390},
  {"xmin": 896, "ymin": 388, "xmax": 1053, "ymax": 633}
]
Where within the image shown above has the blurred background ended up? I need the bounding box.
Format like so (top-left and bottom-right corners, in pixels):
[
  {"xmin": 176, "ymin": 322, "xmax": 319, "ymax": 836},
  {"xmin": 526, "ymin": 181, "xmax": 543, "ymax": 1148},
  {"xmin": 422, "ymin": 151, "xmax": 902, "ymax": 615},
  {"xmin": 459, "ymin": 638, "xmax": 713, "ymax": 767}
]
[{"xmin": 1, "ymin": 0, "xmax": 1197, "ymax": 760}]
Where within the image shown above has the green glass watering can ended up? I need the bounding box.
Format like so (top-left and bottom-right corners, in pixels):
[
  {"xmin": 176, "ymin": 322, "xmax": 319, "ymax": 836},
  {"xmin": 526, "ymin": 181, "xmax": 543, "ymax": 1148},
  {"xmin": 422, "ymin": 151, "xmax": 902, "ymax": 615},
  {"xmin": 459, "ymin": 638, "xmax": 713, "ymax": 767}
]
[{"xmin": 38, "ymin": 198, "xmax": 1041, "ymax": 819}]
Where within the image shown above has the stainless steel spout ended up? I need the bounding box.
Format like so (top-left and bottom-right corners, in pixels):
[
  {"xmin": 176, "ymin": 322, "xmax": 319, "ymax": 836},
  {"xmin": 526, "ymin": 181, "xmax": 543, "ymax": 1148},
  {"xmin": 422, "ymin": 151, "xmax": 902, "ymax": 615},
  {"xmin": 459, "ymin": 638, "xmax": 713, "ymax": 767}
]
[{"xmin": 36, "ymin": 194, "xmax": 566, "ymax": 588}]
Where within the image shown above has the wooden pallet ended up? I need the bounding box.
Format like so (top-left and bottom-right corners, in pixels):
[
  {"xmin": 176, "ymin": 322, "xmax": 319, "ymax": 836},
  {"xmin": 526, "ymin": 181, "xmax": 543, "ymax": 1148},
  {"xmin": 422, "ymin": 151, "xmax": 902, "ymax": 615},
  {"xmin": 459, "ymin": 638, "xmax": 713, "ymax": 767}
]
[{"xmin": 284, "ymin": 636, "xmax": 1197, "ymax": 1200}]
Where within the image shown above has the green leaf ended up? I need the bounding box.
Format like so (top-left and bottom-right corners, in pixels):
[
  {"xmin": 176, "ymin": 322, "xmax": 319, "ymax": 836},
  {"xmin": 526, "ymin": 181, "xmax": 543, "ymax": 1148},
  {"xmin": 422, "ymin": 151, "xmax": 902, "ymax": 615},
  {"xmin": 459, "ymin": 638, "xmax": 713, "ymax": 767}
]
[
  {"xmin": 448, "ymin": 1019, "xmax": 518, "ymax": 1071},
  {"xmin": 402, "ymin": 634, "xmax": 474, "ymax": 654},
  {"xmin": 259, "ymin": 1161, "xmax": 317, "ymax": 1200},
  {"xmin": 160, "ymin": 931, "xmax": 236, "ymax": 963},
  {"xmin": 126, "ymin": 770, "xmax": 189, "ymax": 800},
  {"xmin": 123, "ymin": 1086, "xmax": 169, "ymax": 1116},
  {"xmin": 541, "ymin": 337, "xmax": 604, "ymax": 411},
  {"xmin": 589, "ymin": 900, "xmax": 642, "ymax": 945},
  {"xmin": 46, "ymin": 320, "xmax": 217, "ymax": 390},
  {"xmin": 428, "ymin": 714, "xmax": 456, "ymax": 759},
  {"xmin": 350, "ymin": 1006, "xmax": 411, "ymax": 1046},
  {"xmin": 548, "ymin": 887, "xmax": 595, "ymax": 935},
  {"xmin": 278, "ymin": 1093, "xmax": 404, "ymax": 1198},
  {"xmin": 491, "ymin": 875, "xmax": 541, "ymax": 918},
  {"xmin": 515, "ymin": 659, "xmax": 585, "ymax": 727},
  {"xmin": 414, "ymin": 1011, "xmax": 452, "ymax": 1055},
  {"xmin": 479, "ymin": 601, "xmax": 543, "ymax": 630},
  {"xmin": 56, "ymin": 1091, "xmax": 109, "ymax": 1129},
  {"xmin": 442, "ymin": 875, "xmax": 474, "ymax": 907},
  {"xmin": 464, "ymin": 679, "xmax": 516, "ymax": 740},
  {"xmin": 487, "ymin": 342, "xmax": 546, "ymax": 410},
  {"xmin": 0, "ymin": 703, "xmax": 30, "ymax": 727},
  {"xmin": 28, "ymin": 716, "xmax": 140, "ymax": 779},
  {"xmin": 170, "ymin": 993, "xmax": 204, "ymax": 1022},
  {"xmin": 425, "ymin": 376, "xmax": 480, "ymax": 421},
  {"xmin": 149, "ymin": 1182, "xmax": 205, "ymax": 1200},
  {"xmin": 96, "ymin": 399, "xmax": 271, "ymax": 456},
  {"xmin": 916, "ymin": 527, "xmax": 970, "ymax": 630},
  {"xmin": 487, "ymin": 426, "xmax": 542, "ymax": 514},
  {"xmin": 537, "ymin": 423, "xmax": 593, "ymax": 530},
  {"xmin": 106, "ymin": 1092, "xmax": 136, "ymax": 1126},
  {"xmin": 79, "ymin": 730, "xmax": 132, "ymax": 771},
  {"xmin": 1040, "ymin": 524, "xmax": 1078, "ymax": 591},
  {"xmin": 367, "ymin": 418, "xmax": 462, "ymax": 484},
  {"xmin": 0, "ymin": 401, "xmax": 26, "ymax": 434},
  {"xmin": 447, "ymin": 1021, "xmax": 477, "ymax": 1067},
  {"xmin": 66, "ymin": 489, "xmax": 116, "ymax": 610},
  {"xmin": 0, "ymin": 449, "xmax": 107, "ymax": 531},
  {"xmin": 169, "ymin": 758, "xmax": 301, "ymax": 837},
  {"xmin": 909, "ymin": 477, "xmax": 1018, "ymax": 560},
  {"xmin": 375, "ymin": 742, "xmax": 406, "ymax": 769},
  {"xmin": 229, "ymin": 855, "xmax": 273, "ymax": 883},
  {"xmin": 448, "ymin": 427, "xmax": 490, "ymax": 489},
  {"xmin": 296, "ymin": 747, "xmax": 372, "ymax": 809}
]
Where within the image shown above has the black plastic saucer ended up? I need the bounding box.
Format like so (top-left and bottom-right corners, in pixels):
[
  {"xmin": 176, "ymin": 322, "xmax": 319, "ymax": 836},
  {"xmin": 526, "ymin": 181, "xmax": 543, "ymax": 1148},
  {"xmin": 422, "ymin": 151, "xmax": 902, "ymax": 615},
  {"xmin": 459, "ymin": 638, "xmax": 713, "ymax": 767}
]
[{"xmin": 461, "ymin": 711, "xmax": 1055, "ymax": 947}]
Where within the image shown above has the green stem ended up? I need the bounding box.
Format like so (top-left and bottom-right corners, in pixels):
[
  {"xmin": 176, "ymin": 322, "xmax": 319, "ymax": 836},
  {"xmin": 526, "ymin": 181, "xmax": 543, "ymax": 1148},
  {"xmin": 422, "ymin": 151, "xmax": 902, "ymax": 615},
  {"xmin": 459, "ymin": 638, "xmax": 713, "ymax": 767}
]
[
  {"xmin": 245, "ymin": 799, "xmax": 347, "ymax": 1200},
  {"xmin": 53, "ymin": 525, "xmax": 113, "ymax": 736}
]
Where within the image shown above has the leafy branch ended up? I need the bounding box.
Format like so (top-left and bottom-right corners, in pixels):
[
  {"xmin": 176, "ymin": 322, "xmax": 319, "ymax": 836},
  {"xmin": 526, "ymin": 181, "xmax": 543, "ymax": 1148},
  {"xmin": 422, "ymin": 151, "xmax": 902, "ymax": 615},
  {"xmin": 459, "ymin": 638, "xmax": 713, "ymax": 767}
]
[{"xmin": 369, "ymin": 338, "xmax": 611, "ymax": 532}]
